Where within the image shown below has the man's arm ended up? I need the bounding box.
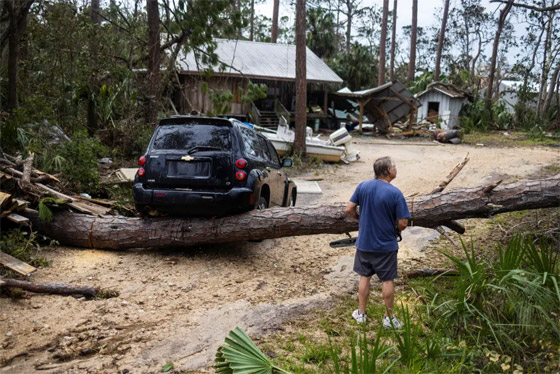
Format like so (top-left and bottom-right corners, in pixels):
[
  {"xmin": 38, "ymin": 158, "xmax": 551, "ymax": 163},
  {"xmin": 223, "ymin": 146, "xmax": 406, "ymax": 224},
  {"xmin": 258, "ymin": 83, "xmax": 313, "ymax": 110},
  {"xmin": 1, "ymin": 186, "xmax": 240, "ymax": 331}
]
[
  {"xmin": 397, "ymin": 218, "xmax": 408, "ymax": 232},
  {"xmin": 345, "ymin": 201, "xmax": 359, "ymax": 220}
]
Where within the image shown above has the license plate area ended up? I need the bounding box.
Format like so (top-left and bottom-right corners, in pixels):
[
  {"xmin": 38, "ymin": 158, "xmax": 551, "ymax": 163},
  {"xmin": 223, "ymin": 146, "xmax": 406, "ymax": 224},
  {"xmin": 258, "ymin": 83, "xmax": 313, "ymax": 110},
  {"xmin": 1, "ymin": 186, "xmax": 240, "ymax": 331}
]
[{"xmin": 167, "ymin": 160, "xmax": 211, "ymax": 178}]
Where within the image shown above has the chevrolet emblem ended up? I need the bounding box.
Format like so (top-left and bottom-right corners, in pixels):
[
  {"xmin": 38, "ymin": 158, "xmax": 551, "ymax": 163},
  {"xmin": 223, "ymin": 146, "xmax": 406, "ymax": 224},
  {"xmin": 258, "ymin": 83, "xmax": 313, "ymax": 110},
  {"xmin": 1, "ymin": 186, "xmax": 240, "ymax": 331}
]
[{"xmin": 181, "ymin": 155, "xmax": 195, "ymax": 162}]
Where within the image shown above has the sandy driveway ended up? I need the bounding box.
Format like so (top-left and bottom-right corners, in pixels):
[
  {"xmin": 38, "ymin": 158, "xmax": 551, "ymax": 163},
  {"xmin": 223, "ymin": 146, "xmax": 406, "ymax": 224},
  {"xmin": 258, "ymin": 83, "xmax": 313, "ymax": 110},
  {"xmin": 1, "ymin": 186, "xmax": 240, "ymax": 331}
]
[{"xmin": 1, "ymin": 138, "xmax": 558, "ymax": 373}]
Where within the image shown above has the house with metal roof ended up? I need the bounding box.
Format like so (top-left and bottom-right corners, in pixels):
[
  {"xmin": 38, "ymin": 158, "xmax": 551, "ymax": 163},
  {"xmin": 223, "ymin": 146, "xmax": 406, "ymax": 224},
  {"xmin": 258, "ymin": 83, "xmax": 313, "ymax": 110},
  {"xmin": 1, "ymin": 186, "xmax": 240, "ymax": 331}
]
[
  {"xmin": 174, "ymin": 39, "xmax": 343, "ymax": 127},
  {"xmin": 415, "ymin": 83, "xmax": 469, "ymax": 129}
]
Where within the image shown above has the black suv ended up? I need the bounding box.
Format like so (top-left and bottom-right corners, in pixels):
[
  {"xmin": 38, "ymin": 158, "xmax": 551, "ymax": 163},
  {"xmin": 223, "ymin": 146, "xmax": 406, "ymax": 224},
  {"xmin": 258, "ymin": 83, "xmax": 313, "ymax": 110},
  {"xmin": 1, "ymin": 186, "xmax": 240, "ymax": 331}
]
[{"xmin": 133, "ymin": 116, "xmax": 297, "ymax": 216}]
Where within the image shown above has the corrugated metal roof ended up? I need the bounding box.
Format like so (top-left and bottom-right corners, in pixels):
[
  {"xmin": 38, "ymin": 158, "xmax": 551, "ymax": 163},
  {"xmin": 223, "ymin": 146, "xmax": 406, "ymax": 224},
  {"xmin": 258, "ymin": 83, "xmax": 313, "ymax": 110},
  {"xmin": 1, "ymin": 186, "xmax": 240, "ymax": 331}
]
[
  {"xmin": 416, "ymin": 82, "xmax": 466, "ymax": 98},
  {"xmin": 176, "ymin": 39, "xmax": 343, "ymax": 84}
]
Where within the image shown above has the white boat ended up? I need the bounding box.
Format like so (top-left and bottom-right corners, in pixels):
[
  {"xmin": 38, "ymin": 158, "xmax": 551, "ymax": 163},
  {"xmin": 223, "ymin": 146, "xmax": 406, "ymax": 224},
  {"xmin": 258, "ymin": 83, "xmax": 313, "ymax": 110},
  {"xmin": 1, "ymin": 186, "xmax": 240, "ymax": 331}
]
[{"xmin": 257, "ymin": 118, "xmax": 359, "ymax": 163}]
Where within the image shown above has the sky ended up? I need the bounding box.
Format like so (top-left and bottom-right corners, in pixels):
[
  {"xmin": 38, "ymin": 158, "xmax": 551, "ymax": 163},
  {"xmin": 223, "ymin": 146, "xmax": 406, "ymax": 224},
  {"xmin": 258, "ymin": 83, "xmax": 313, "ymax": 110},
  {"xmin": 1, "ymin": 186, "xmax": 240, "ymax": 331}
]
[
  {"xmin": 254, "ymin": 0, "xmax": 525, "ymax": 60},
  {"xmin": 255, "ymin": 0, "xmax": 505, "ymax": 31}
]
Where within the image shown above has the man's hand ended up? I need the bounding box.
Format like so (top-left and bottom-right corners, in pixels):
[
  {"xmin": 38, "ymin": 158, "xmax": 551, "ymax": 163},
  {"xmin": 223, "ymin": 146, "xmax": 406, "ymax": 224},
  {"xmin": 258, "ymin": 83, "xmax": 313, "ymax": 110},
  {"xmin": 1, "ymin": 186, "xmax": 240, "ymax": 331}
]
[
  {"xmin": 345, "ymin": 201, "xmax": 359, "ymax": 220},
  {"xmin": 397, "ymin": 218, "xmax": 408, "ymax": 232}
]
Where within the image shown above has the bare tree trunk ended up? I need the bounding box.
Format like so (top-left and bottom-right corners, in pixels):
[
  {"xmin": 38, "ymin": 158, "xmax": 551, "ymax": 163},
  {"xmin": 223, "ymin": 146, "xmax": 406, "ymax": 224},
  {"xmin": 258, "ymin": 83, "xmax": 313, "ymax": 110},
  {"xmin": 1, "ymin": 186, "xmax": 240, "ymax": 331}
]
[
  {"xmin": 485, "ymin": 0, "xmax": 514, "ymax": 113},
  {"xmin": 389, "ymin": 0, "xmax": 397, "ymax": 81},
  {"xmin": 434, "ymin": 0, "xmax": 450, "ymax": 82},
  {"xmin": 250, "ymin": 0, "xmax": 255, "ymax": 41},
  {"xmin": 543, "ymin": 61, "xmax": 560, "ymax": 115},
  {"xmin": 406, "ymin": 0, "xmax": 417, "ymax": 83},
  {"xmin": 87, "ymin": 0, "xmax": 100, "ymax": 136},
  {"xmin": 345, "ymin": 0, "xmax": 352, "ymax": 52},
  {"xmin": 537, "ymin": 10, "xmax": 554, "ymax": 116},
  {"xmin": 378, "ymin": 0, "xmax": 389, "ymax": 86},
  {"xmin": 7, "ymin": 2, "xmax": 19, "ymax": 112},
  {"xmin": 146, "ymin": 0, "xmax": 161, "ymax": 128},
  {"xmin": 294, "ymin": 0, "xmax": 307, "ymax": 154},
  {"xmin": 271, "ymin": 0, "xmax": 279, "ymax": 43},
  {"xmin": 470, "ymin": 30, "xmax": 483, "ymax": 79},
  {"xmin": 23, "ymin": 176, "xmax": 560, "ymax": 249}
]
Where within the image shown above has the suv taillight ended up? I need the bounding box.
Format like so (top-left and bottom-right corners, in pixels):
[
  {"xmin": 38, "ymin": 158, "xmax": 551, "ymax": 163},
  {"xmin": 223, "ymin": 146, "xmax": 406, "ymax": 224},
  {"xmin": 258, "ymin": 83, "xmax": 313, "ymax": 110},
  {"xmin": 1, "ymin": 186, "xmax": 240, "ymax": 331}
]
[
  {"xmin": 138, "ymin": 156, "xmax": 146, "ymax": 166},
  {"xmin": 235, "ymin": 159, "xmax": 247, "ymax": 168},
  {"xmin": 137, "ymin": 168, "xmax": 145, "ymax": 176},
  {"xmin": 235, "ymin": 171, "xmax": 247, "ymax": 180}
]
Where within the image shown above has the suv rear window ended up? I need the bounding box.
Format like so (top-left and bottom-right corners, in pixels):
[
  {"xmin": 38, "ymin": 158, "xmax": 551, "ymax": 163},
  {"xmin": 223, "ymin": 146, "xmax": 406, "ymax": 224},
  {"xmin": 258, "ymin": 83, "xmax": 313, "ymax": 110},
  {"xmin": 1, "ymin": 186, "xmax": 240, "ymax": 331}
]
[{"xmin": 151, "ymin": 124, "xmax": 232, "ymax": 150}]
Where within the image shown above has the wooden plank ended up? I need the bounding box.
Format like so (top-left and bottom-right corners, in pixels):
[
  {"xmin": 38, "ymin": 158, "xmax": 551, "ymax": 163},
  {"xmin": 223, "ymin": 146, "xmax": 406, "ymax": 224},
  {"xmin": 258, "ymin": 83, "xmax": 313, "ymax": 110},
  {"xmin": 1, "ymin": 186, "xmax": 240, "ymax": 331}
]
[
  {"xmin": 0, "ymin": 201, "xmax": 18, "ymax": 218},
  {"xmin": 0, "ymin": 192, "xmax": 12, "ymax": 208},
  {"xmin": 0, "ymin": 251, "xmax": 37, "ymax": 276},
  {"xmin": 15, "ymin": 199, "xmax": 30, "ymax": 210},
  {"xmin": 7, "ymin": 213, "xmax": 30, "ymax": 224},
  {"xmin": 33, "ymin": 169, "xmax": 61, "ymax": 183}
]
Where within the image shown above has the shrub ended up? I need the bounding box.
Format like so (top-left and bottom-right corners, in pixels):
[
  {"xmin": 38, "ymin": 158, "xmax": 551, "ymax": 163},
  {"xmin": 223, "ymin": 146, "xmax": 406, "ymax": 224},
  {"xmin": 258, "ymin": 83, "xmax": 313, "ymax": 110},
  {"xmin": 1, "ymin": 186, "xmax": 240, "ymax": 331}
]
[{"xmin": 56, "ymin": 129, "xmax": 106, "ymax": 193}]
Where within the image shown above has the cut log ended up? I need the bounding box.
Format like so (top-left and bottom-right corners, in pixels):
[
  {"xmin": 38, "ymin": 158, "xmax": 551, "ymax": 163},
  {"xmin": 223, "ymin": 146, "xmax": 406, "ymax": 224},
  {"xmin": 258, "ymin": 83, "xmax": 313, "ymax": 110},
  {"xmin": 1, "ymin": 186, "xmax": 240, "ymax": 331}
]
[
  {"xmin": 0, "ymin": 278, "xmax": 99, "ymax": 297},
  {"xmin": 20, "ymin": 175, "xmax": 560, "ymax": 250}
]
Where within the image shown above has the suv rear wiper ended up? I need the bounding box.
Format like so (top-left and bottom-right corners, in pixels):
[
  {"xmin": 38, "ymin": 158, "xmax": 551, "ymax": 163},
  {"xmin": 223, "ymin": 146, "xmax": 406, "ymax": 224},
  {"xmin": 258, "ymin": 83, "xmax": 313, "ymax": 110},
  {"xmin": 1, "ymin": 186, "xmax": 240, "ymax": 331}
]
[{"xmin": 187, "ymin": 146, "xmax": 222, "ymax": 154}]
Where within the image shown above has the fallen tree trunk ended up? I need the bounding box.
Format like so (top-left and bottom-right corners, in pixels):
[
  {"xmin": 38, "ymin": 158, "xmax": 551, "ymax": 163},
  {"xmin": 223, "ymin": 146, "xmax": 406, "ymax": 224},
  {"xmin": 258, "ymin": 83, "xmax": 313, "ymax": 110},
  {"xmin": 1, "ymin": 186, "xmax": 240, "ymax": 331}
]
[
  {"xmin": 0, "ymin": 278, "xmax": 102, "ymax": 297},
  {"xmin": 22, "ymin": 175, "xmax": 560, "ymax": 250}
]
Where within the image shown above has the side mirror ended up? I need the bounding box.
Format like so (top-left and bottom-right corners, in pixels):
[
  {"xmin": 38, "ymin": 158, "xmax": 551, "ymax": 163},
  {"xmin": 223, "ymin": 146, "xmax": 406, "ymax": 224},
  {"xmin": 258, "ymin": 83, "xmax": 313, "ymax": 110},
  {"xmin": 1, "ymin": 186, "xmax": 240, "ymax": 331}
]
[{"xmin": 282, "ymin": 158, "xmax": 293, "ymax": 168}]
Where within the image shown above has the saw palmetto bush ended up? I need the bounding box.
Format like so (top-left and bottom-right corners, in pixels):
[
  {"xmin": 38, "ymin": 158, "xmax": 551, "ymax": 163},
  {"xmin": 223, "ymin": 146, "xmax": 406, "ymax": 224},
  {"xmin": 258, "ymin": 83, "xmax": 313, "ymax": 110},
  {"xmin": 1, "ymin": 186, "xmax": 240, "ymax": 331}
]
[
  {"xmin": 428, "ymin": 236, "xmax": 560, "ymax": 356},
  {"xmin": 215, "ymin": 327, "xmax": 291, "ymax": 374}
]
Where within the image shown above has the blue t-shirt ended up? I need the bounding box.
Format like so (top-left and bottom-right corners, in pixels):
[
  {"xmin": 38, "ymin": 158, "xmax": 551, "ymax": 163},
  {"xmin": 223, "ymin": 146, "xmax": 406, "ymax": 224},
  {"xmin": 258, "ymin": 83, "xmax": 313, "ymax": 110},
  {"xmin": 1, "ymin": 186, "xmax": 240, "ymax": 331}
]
[{"xmin": 350, "ymin": 179, "xmax": 410, "ymax": 253}]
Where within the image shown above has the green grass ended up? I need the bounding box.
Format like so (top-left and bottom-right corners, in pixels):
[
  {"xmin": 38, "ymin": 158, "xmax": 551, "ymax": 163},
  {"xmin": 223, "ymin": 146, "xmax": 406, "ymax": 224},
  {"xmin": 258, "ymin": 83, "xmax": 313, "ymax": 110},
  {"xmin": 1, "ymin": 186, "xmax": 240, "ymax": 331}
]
[{"xmin": 463, "ymin": 131, "xmax": 559, "ymax": 147}]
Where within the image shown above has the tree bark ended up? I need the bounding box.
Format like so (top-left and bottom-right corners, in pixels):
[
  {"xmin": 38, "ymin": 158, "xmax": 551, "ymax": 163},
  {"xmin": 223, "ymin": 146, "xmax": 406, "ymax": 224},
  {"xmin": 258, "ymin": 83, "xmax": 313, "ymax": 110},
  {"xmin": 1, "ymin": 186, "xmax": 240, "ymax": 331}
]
[
  {"xmin": 23, "ymin": 176, "xmax": 560, "ymax": 250},
  {"xmin": 271, "ymin": 0, "xmax": 279, "ymax": 43},
  {"xmin": 389, "ymin": 0, "xmax": 397, "ymax": 81},
  {"xmin": 294, "ymin": 0, "xmax": 307, "ymax": 154},
  {"xmin": 378, "ymin": 0, "xmax": 389, "ymax": 86},
  {"xmin": 146, "ymin": 0, "xmax": 161, "ymax": 128},
  {"xmin": 406, "ymin": 0, "xmax": 417, "ymax": 83},
  {"xmin": 485, "ymin": 0, "xmax": 514, "ymax": 113},
  {"xmin": 434, "ymin": 0, "xmax": 450, "ymax": 82}
]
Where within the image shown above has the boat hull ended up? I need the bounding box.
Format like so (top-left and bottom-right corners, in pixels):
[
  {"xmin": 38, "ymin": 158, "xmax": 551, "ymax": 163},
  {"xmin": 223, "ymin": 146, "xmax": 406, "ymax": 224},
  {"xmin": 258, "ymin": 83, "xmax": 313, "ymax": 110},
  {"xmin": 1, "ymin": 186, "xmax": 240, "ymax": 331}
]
[{"xmin": 270, "ymin": 140, "xmax": 344, "ymax": 163}]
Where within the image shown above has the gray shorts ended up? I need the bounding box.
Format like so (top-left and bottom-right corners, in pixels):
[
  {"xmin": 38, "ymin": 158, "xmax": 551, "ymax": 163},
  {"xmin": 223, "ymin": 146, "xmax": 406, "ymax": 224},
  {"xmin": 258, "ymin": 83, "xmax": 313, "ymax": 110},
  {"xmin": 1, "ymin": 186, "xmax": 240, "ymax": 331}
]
[{"xmin": 353, "ymin": 249, "xmax": 398, "ymax": 282}]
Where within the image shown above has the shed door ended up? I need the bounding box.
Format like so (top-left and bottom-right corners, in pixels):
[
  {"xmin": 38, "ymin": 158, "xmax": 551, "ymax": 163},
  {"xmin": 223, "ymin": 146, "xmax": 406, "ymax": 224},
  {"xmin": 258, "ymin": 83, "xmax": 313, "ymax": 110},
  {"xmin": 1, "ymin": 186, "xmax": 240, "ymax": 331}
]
[{"xmin": 427, "ymin": 101, "xmax": 440, "ymax": 123}]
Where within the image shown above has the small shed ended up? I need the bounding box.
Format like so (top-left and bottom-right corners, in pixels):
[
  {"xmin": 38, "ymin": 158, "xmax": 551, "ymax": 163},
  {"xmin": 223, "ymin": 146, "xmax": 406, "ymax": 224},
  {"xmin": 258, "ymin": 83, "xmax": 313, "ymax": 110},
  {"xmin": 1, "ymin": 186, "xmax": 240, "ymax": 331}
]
[{"xmin": 415, "ymin": 83, "xmax": 468, "ymax": 129}]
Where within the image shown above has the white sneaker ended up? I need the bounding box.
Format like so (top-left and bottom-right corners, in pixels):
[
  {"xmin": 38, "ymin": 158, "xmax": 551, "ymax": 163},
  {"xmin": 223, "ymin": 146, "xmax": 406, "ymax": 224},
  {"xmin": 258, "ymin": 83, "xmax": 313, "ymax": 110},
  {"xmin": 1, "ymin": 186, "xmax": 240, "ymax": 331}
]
[
  {"xmin": 382, "ymin": 316, "xmax": 403, "ymax": 329},
  {"xmin": 352, "ymin": 309, "xmax": 367, "ymax": 324}
]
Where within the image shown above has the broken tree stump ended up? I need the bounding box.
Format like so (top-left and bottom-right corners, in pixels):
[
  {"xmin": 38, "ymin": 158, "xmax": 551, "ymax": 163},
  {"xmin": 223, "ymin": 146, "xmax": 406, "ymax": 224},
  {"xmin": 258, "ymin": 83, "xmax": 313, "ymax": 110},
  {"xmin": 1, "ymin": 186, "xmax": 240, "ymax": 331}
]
[{"xmin": 20, "ymin": 175, "xmax": 560, "ymax": 250}]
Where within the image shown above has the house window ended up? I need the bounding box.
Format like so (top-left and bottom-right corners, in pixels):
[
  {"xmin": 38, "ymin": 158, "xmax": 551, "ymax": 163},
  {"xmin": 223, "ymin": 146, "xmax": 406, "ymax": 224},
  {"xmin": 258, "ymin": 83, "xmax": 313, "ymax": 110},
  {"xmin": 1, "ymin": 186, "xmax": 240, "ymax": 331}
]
[{"xmin": 427, "ymin": 101, "xmax": 440, "ymax": 123}]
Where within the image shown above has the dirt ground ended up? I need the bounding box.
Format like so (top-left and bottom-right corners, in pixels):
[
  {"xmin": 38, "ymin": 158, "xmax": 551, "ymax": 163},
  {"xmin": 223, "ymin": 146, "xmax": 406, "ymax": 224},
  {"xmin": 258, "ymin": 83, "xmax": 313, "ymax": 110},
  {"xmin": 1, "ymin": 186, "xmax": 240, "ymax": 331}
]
[{"xmin": 1, "ymin": 137, "xmax": 559, "ymax": 373}]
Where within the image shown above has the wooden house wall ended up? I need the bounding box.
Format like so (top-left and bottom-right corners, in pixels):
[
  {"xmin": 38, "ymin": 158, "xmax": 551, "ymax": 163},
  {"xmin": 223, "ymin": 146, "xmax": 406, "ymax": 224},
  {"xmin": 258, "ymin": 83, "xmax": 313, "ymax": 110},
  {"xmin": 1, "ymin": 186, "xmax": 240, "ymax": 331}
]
[{"xmin": 179, "ymin": 76, "xmax": 249, "ymax": 115}]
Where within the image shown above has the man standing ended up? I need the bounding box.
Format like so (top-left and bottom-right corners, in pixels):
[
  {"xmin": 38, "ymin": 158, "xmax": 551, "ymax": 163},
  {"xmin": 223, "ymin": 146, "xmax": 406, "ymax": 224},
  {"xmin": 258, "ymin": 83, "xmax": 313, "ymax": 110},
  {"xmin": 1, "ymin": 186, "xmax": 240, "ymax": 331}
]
[{"xmin": 345, "ymin": 156, "xmax": 409, "ymax": 328}]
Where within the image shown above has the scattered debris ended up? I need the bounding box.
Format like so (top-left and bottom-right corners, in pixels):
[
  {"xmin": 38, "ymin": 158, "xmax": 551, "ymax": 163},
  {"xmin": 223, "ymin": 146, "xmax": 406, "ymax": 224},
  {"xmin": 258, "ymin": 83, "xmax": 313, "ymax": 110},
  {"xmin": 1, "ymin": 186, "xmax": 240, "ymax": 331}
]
[
  {"xmin": 0, "ymin": 151, "xmax": 117, "ymax": 217},
  {"xmin": 430, "ymin": 129, "xmax": 462, "ymax": 144}
]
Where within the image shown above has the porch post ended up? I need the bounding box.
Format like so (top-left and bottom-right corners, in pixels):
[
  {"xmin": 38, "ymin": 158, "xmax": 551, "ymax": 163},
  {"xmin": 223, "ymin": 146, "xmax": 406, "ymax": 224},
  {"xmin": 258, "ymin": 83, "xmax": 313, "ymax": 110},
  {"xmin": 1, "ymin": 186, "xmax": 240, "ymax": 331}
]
[
  {"xmin": 358, "ymin": 100, "xmax": 364, "ymax": 134},
  {"xmin": 323, "ymin": 85, "xmax": 328, "ymax": 126}
]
